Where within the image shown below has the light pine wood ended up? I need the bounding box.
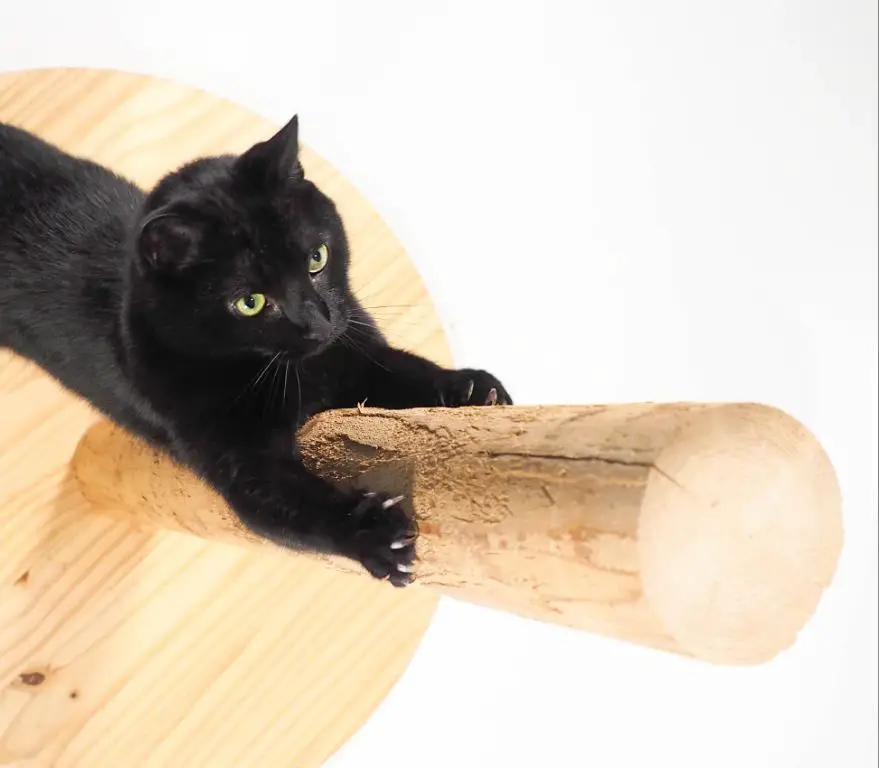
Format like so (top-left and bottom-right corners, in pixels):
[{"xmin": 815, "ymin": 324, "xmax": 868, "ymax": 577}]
[
  {"xmin": 0, "ymin": 68, "xmax": 448, "ymax": 767},
  {"xmin": 75, "ymin": 402, "xmax": 843, "ymax": 666}
]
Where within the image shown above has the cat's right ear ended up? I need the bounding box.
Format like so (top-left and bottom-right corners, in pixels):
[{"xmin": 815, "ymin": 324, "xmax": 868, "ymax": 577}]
[{"xmin": 136, "ymin": 210, "xmax": 203, "ymax": 273}]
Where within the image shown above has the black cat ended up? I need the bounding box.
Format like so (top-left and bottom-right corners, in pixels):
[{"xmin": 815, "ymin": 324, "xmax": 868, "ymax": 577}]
[{"xmin": 0, "ymin": 116, "xmax": 511, "ymax": 586}]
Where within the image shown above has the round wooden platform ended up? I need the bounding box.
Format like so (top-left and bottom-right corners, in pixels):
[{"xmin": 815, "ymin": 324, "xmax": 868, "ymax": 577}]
[{"xmin": 0, "ymin": 68, "xmax": 448, "ymax": 767}]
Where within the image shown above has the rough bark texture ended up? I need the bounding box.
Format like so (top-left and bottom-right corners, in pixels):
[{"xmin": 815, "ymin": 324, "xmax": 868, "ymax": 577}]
[{"xmin": 72, "ymin": 402, "xmax": 844, "ymax": 665}]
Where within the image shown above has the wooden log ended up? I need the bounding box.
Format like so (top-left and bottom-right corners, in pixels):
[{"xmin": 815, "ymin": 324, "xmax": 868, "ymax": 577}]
[{"xmin": 71, "ymin": 402, "xmax": 843, "ymax": 665}]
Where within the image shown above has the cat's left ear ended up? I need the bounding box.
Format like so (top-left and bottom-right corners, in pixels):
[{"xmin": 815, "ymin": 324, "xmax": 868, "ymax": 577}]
[{"xmin": 236, "ymin": 114, "xmax": 304, "ymax": 186}]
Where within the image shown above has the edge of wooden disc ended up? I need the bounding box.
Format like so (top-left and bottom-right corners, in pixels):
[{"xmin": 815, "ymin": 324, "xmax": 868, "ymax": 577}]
[{"xmin": 0, "ymin": 67, "xmax": 446, "ymax": 767}]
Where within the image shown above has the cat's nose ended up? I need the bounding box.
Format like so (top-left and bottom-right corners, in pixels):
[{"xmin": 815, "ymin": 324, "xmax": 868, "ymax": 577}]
[
  {"xmin": 303, "ymin": 299, "xmax": 332, "ymax": 342},
  {"xmin": 304, "ymin": 317, "xmax": 331, "ymax": 342}
]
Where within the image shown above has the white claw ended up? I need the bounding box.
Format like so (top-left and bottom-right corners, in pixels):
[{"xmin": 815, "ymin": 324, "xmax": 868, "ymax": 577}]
[
  {"xmin": 485, "ymin": 387, "xmax": 498, "ymax": 405},
  {"xmin": 396, "ymin": 563, "xmax": 414, "ymax": 573},
  {"xmin": 464, "ymin": 379, "xmax": 475, "ymax": 402},
  {"xmin": 382, "ymin": 495, "xmax": 405, "ymax": 509},
  {"xmin": 390, "ymin": 538, "xmax": 411, "ymax": 550},
  {"xmin": 364, "ymin": 491, "xmax": 377, "ymax": 498}
]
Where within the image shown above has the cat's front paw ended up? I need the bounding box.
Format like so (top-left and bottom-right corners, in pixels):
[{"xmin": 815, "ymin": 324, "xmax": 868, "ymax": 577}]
[
  {"xmin": 436, "ymin": 369, "xmax": 513, "ymax": 407},
  {"xmin": 340, "ymin": 491, "xmax": 418, "ymax": 587}
]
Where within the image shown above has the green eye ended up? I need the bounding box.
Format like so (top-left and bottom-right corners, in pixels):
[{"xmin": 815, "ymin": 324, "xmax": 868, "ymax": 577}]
[
  {"xmin": 309, "ymin": 243, "xmax": 329, "ymax": 274},
  {"xmin": 233, "ymin": 293, "xmax": 267, "ymax": 317}
]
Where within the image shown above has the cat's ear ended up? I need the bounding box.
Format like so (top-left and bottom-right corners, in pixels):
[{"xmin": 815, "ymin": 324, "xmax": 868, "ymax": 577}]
[
  {"xmin": 136, "ymin": 210, "xmax": 203, "ymax": 273},
  {"xmin": 235, "ymin": 114, "xmax": 304, "ymax": 186}
]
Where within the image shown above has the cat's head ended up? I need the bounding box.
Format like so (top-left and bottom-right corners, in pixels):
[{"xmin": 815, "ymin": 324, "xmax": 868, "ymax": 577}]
[{"xmin": 130, "ymin": 116, "xmax": 355, "ymax": 361}]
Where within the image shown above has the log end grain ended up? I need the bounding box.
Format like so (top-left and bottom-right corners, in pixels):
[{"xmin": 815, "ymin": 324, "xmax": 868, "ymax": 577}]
[{"xmin": 638, "ymin": 403, "xmax": 844, "ymax": 665}]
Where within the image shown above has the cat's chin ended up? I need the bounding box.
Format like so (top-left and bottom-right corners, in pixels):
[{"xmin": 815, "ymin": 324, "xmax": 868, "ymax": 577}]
[
  {"xmin": 305, "ymin": 323, "xmax": 348, "ymax": 358},
  {"xmin": 304, "ymin": 333, "xmax": 341, "ymax": 358},
  {"xmin": 271, "ymin": 335, "xmax": 335, "ymax": 361}
]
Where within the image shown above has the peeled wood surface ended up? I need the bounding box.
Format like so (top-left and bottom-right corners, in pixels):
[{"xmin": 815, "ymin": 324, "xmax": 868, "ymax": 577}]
[
  {"xmin": 75, "ymin": 402, "xmax": 843, "ymax": 666},
  {"xmin": 0, "ymin": 68, "xmax": 448, "ymax": 767}
]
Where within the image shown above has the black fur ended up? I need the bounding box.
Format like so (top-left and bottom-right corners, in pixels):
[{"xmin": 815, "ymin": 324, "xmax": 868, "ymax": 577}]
[{"xmin": 0, "ymin": 117, "xmax": 511, "ymax": 586}]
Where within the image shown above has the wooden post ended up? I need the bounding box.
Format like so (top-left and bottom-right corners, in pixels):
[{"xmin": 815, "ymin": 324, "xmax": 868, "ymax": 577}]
[{"xmin": 71, "ymin": 402, "xmax": 843, "ymax": 665}]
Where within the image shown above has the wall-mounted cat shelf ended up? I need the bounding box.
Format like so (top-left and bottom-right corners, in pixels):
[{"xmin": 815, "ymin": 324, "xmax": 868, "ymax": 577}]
[{"xmin": 0, "ymin": 68, "xmax": 843, "ymax": 767}]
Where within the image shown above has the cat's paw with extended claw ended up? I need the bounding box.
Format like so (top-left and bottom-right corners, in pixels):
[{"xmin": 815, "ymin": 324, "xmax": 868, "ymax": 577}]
[
  {"xmin": 436, "ymin": 368, "xmax": 513, "ymax": 407},
  {"xmin": 341, "ymin": 491, "xmax": 418, "ymax": 587}
]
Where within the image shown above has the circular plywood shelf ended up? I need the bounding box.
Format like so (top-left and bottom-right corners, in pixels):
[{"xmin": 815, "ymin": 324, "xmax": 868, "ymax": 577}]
[{"xmin": 0, "ymin": 68, "xmax": 446, "ymax": 767}]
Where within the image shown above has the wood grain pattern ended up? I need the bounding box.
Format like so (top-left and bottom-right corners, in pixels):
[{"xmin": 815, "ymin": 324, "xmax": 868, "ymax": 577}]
[
  {"xmin": 75, "ymin": 402, "xmax": 844, "ymax": 666},
  {"xmin": 0, "ymin": 68, "xmax": 447, "ymax": 767}
]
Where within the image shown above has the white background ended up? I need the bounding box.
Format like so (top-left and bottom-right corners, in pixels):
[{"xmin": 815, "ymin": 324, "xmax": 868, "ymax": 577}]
[{"xmin": 2, "ymin": 1, "xmax": 877, "ymax": 766}]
